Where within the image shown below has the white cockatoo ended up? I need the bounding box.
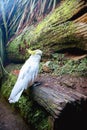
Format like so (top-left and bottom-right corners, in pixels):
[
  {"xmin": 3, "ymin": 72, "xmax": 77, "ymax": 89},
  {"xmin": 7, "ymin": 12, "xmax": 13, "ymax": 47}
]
[{"xmin": 8, "ymin": 49, "xmax": 42, "ymax": 103}]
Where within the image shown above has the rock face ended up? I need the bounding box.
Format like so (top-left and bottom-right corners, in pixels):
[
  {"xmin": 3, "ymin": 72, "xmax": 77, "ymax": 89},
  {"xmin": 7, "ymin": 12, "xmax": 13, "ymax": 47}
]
[{"xmin": 6, "ymin": 0, "xmax": 87, "ymax": 62}]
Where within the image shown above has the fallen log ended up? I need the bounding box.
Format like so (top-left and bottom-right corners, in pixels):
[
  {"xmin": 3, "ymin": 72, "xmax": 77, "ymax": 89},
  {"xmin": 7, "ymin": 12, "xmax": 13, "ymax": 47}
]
[
  {"xmin": 6, "ymin": 0, "xmax": 87, "ymax": 62},
  {"xmin": 31, "ymin": 74, "xmax": 87, "ymax": 118},
  {"xmin": 1, "ymin": 66, "xmax": 87, "ymax": 118},
  {"xmin": 1, "ymin": 64, "xmax": 87, "ymax": 129}
]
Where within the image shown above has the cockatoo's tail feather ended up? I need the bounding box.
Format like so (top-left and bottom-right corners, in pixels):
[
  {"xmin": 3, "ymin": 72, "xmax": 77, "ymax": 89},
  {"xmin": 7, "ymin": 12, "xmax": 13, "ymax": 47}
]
[
  {"xmin": 8, "ymin": 49, "xmax": 42, "ymax": 103},
  {"xmin": 8, "ymin": 89, "xmax": 24, "ymax": 103}
]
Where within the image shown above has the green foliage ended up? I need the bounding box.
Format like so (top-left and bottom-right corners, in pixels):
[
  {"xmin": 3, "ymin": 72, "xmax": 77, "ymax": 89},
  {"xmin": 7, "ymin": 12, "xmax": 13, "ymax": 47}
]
[
  {"xmin": 0, "ymin": 28, "xmax": 8, "ymax": 77},
  {"xmin": 1, "ymin": 74, "xmax": 17, "ymax": 98},
  {"xmin": 18, "ymin": 95, "xmax": 49, "ymax": 130},
  {"xmin": 52, "ymin": 55, "xmax": 87, "ymax": 76},
  {"xmin": 0, "ymin": 1, "xmax": 8, "ymax": 41},
  {"xmin": 0, "ymin": 28, "xmax": 4, "ymax": 63},
  {"xmin": 40, "ymin": 53, "xmax": 87, "ymax": 76},
  {"xmin": 1, "ymin": 74, "xmax": 49, "ymax": 130}
]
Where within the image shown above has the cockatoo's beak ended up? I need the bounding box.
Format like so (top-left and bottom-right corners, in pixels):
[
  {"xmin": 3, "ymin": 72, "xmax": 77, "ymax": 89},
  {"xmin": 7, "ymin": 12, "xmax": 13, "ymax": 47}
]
[{"xmin": 26, "ymin": 49, "xmax": 35, "ymax": 55}]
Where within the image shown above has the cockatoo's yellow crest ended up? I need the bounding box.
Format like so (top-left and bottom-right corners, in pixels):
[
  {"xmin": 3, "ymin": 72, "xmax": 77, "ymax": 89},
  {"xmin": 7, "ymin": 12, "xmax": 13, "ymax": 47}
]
[
  {"xmin": 26, "ymin": 49, "xmax": 35, "ymax": 55},
  {"xmin": 26, "ymin": 49, "xmax": 42, "ymax": 56}
]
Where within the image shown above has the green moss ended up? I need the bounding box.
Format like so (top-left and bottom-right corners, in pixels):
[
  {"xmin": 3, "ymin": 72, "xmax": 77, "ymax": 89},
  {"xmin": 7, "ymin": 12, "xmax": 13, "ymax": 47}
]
[
  {"xmin": 40, "ymin": 54, "xmax": 87, "ymax": 76},
  {"xmin": 1, "ymin": 74, "xmax": 50, "ymax": 130},
  {"xmin": 7, "ymin": 0, "xmax": 85, "ymax": 62},
  {"xmin": 1, "ymin": 74, "xmax": 17, "ymax": 98},
  {"xmin": 18, "ymin": 96, "xmax": 49, "ymax": 130},
  {"xmin": 52, "ymin": 55, "xmax": 87, "ymax": 76}
]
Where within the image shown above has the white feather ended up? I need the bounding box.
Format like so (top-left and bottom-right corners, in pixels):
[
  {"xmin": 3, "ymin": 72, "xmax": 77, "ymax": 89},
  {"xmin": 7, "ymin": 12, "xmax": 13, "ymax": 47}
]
[{"xmin": 8, "ymin": 50, "xmax": 42, "ymax": 103}]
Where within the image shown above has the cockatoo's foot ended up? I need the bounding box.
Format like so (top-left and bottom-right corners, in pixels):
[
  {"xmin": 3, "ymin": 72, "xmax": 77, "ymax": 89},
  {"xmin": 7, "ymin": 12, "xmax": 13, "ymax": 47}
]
[{"xmin": 33, "ymin": 81, "xmax": 42, "ymax": 87}]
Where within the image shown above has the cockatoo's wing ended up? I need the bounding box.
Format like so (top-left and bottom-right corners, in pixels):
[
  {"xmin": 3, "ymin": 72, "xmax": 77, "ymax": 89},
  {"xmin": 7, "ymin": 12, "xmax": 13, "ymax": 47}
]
[
  {"xmin": 8, "ymin": 60, "xmax": 39, "ymax": 103},
  {"xmin": 18, "ymin": 59, "xmax": 39, "ymax": 80}
]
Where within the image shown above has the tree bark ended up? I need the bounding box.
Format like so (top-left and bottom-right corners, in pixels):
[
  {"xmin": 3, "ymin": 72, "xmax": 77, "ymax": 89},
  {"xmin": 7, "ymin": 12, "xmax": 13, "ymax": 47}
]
[
  {"xmin": 30, "ymin": 74, "xmax": 87, "ymax": 118},
  {"xmin": 6, "ymin": 0, "xmax": 87, "ymax": 62}
]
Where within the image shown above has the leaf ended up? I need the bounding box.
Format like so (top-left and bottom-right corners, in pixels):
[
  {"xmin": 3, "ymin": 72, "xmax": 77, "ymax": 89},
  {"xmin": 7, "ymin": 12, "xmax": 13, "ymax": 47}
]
[
  {"xmin": 0, "ymin": 28, "xmax": 4, "ymax": 63},
  {"xmin": 0, "ymin": 0, "xmax": 8, "ymax": 41}
]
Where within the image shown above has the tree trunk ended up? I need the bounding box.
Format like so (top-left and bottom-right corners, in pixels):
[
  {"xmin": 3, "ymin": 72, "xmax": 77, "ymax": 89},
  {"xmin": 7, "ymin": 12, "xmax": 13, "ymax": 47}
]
[
  {"xmin": 6, "ymin": 0, "xmax": 87, "ymax": 62},
  {"xmin": 30, "ymin": 74, "xmax": 87, "ymax": 118}
]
